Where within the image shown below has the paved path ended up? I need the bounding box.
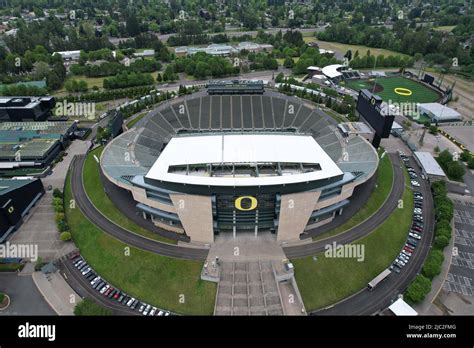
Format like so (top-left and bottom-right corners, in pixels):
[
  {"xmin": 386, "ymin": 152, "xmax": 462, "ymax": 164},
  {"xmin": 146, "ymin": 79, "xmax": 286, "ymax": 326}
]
[
  {"xmin": 32, "ymin": 271, "xmax": 80, "ymax": 316},
  {"xmin": 0, "ymin": 273, "xmax": 56, "ymax": 316},
  {"xmin": 9, "ymin": 140, "xmax": 89, "ymax": 261}
]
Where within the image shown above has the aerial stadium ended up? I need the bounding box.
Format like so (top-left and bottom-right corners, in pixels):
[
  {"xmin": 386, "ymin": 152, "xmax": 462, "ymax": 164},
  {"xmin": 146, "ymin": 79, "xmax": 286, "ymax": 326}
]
[{"xmin": 100, "ymin": 81, "xmax": 379, "ymax": 244}]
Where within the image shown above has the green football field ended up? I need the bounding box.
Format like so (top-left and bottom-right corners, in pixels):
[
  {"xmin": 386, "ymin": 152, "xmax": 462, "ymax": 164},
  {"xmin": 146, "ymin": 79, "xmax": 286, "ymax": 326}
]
[{"xmin": 345, "ymin": 76, "xmax": 441, "ymax": 104}]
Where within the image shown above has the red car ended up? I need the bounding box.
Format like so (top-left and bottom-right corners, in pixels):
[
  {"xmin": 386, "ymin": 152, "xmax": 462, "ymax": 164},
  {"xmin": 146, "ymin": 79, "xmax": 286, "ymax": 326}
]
[
  {"xmin": 404, "ymin": 245, "xmax": 414, "ymax": 253},
  {"xmin": 104, "ymin": 287, "xmax": 114, "ymax": 296}
]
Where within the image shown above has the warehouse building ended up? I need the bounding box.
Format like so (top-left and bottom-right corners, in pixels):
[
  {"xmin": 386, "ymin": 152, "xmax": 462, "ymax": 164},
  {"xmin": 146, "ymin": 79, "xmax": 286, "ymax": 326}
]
[
  {"xmin": 0, "ymin": 178, "xmax": 44, "ymax": 243},
  {"xmin": 413, "ymin": 151, "xmax": 447, "ymax": 182},
  {"xmin": 418, "ymin": 103, "xmax": 462, "ymax": 123}
]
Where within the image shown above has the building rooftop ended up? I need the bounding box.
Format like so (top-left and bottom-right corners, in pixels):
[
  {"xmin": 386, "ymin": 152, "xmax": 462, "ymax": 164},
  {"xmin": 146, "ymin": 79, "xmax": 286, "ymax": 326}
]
[
  {"xmin": 419, "ymin": 103, "xmax": 461, "ymax": 120},
  {"xmin": 0, "ymin": 178, "xmax": 37, "ymax": 196},
  {"xmin": 322, "ymin": 64, "xmax": 343, "ymax": 79},
  {"xmin": 146, "ymin": 133, "xmax": 343, "ymax": 187},
  {"xmin": 414, "ymin": 151, "xmax": 447, "ymax": 177},
  {"xmin": 388, "ymin": 298, "xmax": 418, "ymax": 316}
]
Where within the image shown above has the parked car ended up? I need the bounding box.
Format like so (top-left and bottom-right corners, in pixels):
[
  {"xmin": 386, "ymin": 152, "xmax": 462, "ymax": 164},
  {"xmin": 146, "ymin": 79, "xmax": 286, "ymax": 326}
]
[
  {"xmin": 409, "ymin": 233, "xmax": 422, "ymax": 240},
  {"xmin": 411, "ymin": 180, "xmax": 420, "ymax": 187},
  {"xmin": 122, "ymin": 296, "xmax": 130, "ymax": 305},
  {"xmin": 131, "ymin": 300, "xmax": 139, "ymax": 310},
  {"xmin": 157, "ymin": 310, "xmax": 164, "ymax": 316},
  {"xmin": 390, "ymin": 264, "xmax": 401, "ymax": 273},
  {"xmin": 100, "ymin": 284, "xmax": 110, "ymax": 295},
  {"xmin": 143, "ymin": 304, "xmax": 151, "ymax": 316},
  {"xmin": 150, "ymin": 307, "xmax": 157, "ymax": 316},
  {"xmin": 127, "ymin": 297, "xmax": 135, "ymax": 307},
  {"xmin": 139, "ymin": 304, "xmax": 145, "ymax": 313}
]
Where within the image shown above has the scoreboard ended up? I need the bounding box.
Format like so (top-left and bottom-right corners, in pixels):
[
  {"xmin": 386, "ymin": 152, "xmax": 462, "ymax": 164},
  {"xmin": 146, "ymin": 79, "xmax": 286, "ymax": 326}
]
[{"xmin": 356, "ymin": 89, "xmax": 395, "ymax": 148}]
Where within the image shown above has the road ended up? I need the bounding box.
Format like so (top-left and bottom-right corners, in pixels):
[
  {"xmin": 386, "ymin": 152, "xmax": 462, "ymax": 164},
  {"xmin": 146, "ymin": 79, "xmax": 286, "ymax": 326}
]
[
  {"xmin": 313, "ymin": 155, "xmax": 435, "ymax": 315},
  {"xmin": 57, "ymin": 257, "xmax": 139, "ymax": 316},
  {"xmin": 283, "ymin": 153, "xmax": 405, "ymax": 258},
  {"xmin": 70, "ymin": 155, "xmax": 210, "ymax": 261}
]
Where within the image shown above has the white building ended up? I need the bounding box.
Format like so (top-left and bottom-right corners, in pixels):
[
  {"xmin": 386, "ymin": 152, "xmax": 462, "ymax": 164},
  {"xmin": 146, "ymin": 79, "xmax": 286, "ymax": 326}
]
[
  {"xmin": 413, "ymin": 151, "xmax": 447, "ymax": 181},
  {"xmin": 418, "ymin": 103, "xmax": 462, "ymax": 123}
]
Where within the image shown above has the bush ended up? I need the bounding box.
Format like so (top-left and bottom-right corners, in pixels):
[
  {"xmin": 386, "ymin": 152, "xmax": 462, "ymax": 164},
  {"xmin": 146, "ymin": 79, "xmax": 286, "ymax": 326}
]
[
  {"xmin": 53, "ymin": 188, "xmax": 63, "ymax": 199},
  {"xmin": 468, "ymin": 157, "xmax": 474, "ymax": 169},
  {"xmin": 0, "ymin": 293, "xmax": 4, "ymax": 303},
  {"xmin": 405, "ymin": 274, "xmax": 432, "ymax": 303},
  {"xmin": 74, "ymin": 299, "xmax": 112, "ymax": 316},
  {"xmin": 60, "ymin": 232, "xmax": 72, "ymax": 242},
  {"xmin": 34, "ymin": 257, "xmax": 44, "ymax": 272},
  {"xmin": 434, "ymin": 235, "xmax": 449, "ymax": 249},
  {"xmin": 422, "ymin": 250, "xmax": 444, "ymax": 279},
  {"xmin": 460, "ymin": 151, "xmax": 471, "ymax": 162}
]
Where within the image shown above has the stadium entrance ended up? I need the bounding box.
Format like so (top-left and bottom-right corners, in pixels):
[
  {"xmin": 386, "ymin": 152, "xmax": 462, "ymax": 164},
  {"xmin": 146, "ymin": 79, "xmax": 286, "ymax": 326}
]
[{"xmin": 215, "ymin": 194, "xmax": 276, "ymax": 237}]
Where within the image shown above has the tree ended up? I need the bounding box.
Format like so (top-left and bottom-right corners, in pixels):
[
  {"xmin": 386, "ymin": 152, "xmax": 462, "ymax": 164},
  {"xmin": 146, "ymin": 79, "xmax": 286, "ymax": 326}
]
[
  {"xmin": 468, "ymin": 157, "xmax": 474, "ymax": 170},
  {"xmin": 434, "ymin": 235, "xmax": 449, "ymax": 249},
  {"xmin": 460, "ymin": 151, "xmax": 471, "ymax": 162},
  {"xmin": 447, "ymin": 162, "xmax": 465, "ymax": 180},
  {"xmin": 405, "ymin": 274, "xmax": 431, "ymax": 303},
  {"xmin": 283, "ymin": 57, "xmax": 294, "ymax": 68},
  {"xmin": 126, "ymin": 13, "xmax": 140, "ymax": 37},
  {"xmin": 422, "ymin": 250, "xmax": 444, "ymax": 279}
]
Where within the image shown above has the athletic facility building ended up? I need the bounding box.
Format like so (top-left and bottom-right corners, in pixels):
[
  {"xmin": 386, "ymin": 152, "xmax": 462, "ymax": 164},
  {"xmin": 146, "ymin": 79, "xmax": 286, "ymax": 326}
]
[{"xmin": 101, "ymin": 83, "xmax": 379, "ymax": 243}]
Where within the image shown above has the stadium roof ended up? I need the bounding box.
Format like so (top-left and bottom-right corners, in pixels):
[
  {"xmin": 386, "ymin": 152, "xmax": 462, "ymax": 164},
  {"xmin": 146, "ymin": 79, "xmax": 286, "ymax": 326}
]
[
  {"xmin": 419, "ymin": 103, "xmax": 461, "ymax": 122},
  {"xmin": 388, "ymin": 298, "xmax": 418, "ymax": 316},
  {"xmin": 322, "ymin": 64, "xmax": 343, "ymax": 79},
  {"xmin": 145, "ymin": 133, "xmax": 343, "ymax": 187},
  {"xmin": 414, "ymin": 151, "xmax": 446, "ymax": 178}
]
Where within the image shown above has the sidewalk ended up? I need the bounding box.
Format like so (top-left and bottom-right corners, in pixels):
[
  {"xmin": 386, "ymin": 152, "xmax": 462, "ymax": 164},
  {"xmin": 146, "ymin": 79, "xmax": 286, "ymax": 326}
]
[{"xmin": 32, "ymin": 271, "xmax": 81, "ymax": 316}]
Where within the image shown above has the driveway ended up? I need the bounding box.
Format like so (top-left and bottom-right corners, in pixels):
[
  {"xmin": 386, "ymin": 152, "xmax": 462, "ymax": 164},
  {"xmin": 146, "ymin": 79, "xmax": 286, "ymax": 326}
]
[{"xmin": 0, "ymin": 274, "xmax": 56, "ymax": 316}]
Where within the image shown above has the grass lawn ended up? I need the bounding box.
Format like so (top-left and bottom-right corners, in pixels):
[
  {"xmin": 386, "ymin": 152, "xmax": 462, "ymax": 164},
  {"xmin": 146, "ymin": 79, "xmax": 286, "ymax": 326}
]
[
  {"xmin": 313, "ymin": 149, "xmax": 392, "ymax": 241},
  {"xmin": 309, "ymin": 39, "xmax": 410, "ymax": 58},
  {"xmin": 345, "ymin": 77, "xmax": 441, "ymax": 103},
  {"xmin": 126, "ymin": 111, "xmax": 148, "ymax": 128},
  {"xmin": 65, "ymin": 171, "xmax": 216, "ymax": 315},
  {"xmin": 83, "ymin": 146, "xmax": 176, "ymax": 244},
  {"xmin": 294, "ymin": 168, "xmax": 413, "ymax": 311},
  {"xmin": 432, "ymin": 26, "xmax": 456, "ymax": 32}
]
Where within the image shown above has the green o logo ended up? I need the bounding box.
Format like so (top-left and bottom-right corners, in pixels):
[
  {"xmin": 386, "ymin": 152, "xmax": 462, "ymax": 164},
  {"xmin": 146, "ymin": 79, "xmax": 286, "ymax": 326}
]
[{"xmin": 235, "ymin": 196, "xmax": 258, "ymax": 211}]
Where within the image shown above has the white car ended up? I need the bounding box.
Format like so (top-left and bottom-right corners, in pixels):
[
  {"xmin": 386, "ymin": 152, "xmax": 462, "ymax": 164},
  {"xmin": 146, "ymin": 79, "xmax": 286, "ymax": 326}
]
[
  {"xmin": 411, "ymin": 180, "xmax": 420, "ymax": 187},
  {"xmin": 127, "ymin": 297, "xmax": 135, "ymax": 307},
  {"xmin": 409, "ymin": 233, "xmax": 421, "ymax": 240},
  {"xmin": 149, "ymin": 307, "xmax": 157, "ymax": 316},
  {"xmin": 139, "ymin": 304, "xmax": 145, "ymax": 313},
  {"xmin": 157, "ymin": 310, "xmax": 164, "ymax": 316},
  {"xmin": 91, "ymin": 276, "xmax": 101, "ymax": 285},
  {"xmin": 81, "ymin": 267, "xmax": 91, "ymax": 275},
  {"xmin": 100, "ymin": 284, "xmax": 110, "ymax": 294},
  {"xmin": 143, "ymin": 304, "xmax": 151, "ymax": 316}
]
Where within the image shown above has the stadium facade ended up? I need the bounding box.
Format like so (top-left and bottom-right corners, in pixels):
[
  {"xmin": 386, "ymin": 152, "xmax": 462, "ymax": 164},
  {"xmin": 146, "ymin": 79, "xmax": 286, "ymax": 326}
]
[{"xmin": 101, "ymin": 86, "xmax": 379, "ymax": 244}]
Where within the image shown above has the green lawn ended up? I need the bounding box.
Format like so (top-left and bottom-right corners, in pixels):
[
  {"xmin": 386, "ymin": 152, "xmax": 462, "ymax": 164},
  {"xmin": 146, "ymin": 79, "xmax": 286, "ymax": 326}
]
[
  {"xmin": 345, "ymin": 77, "xmax": 441, "ymax": 104},
  {"xmin": 65, "ymin": 171, "xmax": 216, "ymax": 315},
  {"xmin": 126, "ymin": 111, "xmax": 148, "ymax": 128},
  {"xmin": 294, "ymin": 169, "xmax": 413, "ymax": 311},
  {"xmin": 83, "ymin": 146, "xmax": 176, "ymax": 244},
  {"xmin": 313, "ymin": 149, "xmax": 392, "ymax": 241}
]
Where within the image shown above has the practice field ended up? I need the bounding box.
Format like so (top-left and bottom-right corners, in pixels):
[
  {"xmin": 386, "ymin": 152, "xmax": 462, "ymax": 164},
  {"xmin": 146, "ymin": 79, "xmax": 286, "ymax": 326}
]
[{"xmin": 345, "ymin": 76, "xmax": 441, "ymax": 104}]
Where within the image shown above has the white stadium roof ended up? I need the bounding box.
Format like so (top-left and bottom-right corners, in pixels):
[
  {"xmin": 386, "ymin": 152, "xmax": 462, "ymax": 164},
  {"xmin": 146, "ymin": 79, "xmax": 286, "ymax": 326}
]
[
  {"xmin": 322, "ymin": 64, "xmax": 343, "ymax": 79},
  {"xmin": 145, "ymin": 134, "xmax": 343, "ymax": 187}
]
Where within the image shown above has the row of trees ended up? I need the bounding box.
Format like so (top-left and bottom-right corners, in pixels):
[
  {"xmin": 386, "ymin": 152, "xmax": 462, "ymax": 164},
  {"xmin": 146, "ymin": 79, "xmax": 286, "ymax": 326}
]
[
  {"xmin": 436, "ymin": 149, "xmax": 465, "ymax": 181},
  {"xmin": 405, "ymin": 181, "xmax": 453, "ymax": 303},
  {"xmin": 70, "ymin": 59, "xmax": 162, "ymax": 78},
  {"xmin": 171, "ymin": 52, "xmax": 239, "ymax": 79},
  {"xmin": 103, "ymin": 72, "xmax": 154, "ymax": 89},
  {"xmin": 59, "ymin": 86, "xmax": 158, "ymax": 103},
  {"xmin": 349, "ymin": 52, "xmax": 415, "ymax": 69}
]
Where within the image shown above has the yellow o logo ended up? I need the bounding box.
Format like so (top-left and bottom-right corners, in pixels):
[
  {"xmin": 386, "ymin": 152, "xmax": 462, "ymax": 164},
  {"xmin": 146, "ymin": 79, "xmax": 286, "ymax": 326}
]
[
  {"xmin": 394, "ymin": 88, "xmax": 412, "ymax": 96},
  {"xmin": 235, "ymin": 196, "xmax": 258, "ymax": 211}
]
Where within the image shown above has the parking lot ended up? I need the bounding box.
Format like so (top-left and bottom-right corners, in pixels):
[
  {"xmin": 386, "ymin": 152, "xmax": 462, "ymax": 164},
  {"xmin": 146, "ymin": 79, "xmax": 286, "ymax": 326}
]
[
  {"xmin": 60, "ymin": 252, "xmax": 173, "ymax": 316},
  {"xmin": 442, "ymin": 199, "xmax": 474, "ymax": 297},
  {"xmin": 388, "ymin": 152, "xmax": 426, "ymax": 275}
]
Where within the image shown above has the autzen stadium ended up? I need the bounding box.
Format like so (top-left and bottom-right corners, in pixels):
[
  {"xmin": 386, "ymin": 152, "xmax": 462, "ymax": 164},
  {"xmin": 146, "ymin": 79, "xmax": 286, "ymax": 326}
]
[{"xmin": 101, "ymin": 83, "xmax": 379, "ymax": 244}]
